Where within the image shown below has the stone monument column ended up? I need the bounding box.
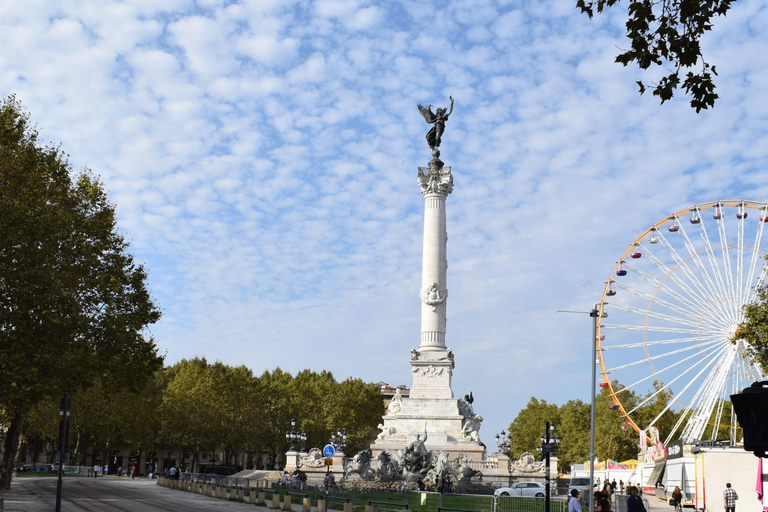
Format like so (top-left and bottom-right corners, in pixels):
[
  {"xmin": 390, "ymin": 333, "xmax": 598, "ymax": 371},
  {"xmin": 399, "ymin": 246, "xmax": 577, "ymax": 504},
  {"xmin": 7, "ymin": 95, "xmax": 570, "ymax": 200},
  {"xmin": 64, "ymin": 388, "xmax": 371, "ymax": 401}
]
[{"xmin": 411, "ymin": 151, "xmax": 455, "ymax": 399}]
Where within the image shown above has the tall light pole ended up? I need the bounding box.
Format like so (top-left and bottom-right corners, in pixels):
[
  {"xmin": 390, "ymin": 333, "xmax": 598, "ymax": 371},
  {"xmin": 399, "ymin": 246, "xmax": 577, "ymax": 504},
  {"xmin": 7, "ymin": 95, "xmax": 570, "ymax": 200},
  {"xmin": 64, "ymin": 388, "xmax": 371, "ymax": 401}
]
[
  {"xmin": 557, "ymin": 305, "xmax": 601, "ymax": 512},
  {"xmin": 589, "ymin": 305, "xmax": 599, "ymax": 512}
]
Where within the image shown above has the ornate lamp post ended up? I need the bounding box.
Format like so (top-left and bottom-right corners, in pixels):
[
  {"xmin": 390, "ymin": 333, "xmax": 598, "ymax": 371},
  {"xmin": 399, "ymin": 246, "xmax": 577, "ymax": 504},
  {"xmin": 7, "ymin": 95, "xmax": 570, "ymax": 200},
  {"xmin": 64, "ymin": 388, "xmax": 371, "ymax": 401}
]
[
  {"xmin": 286, "ymin": 419, "xmax": 302, "ymax": 452},
  {"xmin": 331, "ymin": 428, "xmax": 347, "ymax": 453},
  {"xmin": 538, "ymin": 422, "xmax": 560, "ymax": 512},
  {"xmin": 495, "ymin": 430, "xmax": 511, "ymax": 453}
]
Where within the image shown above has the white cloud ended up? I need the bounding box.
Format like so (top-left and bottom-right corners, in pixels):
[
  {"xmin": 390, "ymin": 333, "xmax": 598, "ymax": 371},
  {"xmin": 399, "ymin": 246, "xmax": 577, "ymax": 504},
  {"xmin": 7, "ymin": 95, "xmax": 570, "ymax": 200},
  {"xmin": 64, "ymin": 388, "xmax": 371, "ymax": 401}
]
[{"xmin": 2, "ymin": 0, "xmax": 767, "ymax": 448}]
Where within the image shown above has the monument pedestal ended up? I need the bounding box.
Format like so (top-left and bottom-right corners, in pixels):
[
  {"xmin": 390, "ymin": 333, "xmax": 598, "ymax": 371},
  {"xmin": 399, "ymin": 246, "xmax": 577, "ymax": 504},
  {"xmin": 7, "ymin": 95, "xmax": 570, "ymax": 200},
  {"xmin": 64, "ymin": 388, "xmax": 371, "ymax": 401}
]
[{"xmin": 371, "ymin": 397, "xmax": 485, "ymax": 461}]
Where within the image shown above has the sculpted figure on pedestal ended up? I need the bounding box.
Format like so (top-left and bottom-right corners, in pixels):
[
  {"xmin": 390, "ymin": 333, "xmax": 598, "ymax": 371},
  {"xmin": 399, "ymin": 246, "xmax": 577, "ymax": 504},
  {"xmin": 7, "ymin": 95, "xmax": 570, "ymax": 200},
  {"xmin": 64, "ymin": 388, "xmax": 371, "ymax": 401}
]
[
  {"xmin": 417, "ymin": 96, "xmax": 454, "ymax": 149},
  {"xmin": 387, "ymin": 389, "xmax": 403, "ymax": 415}
]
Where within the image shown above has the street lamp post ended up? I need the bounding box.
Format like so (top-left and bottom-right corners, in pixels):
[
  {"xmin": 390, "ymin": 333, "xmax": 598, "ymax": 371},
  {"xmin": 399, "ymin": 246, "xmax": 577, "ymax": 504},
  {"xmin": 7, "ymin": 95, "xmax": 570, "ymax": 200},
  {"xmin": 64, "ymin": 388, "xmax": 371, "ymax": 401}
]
[
  {"xmin": 495, "ymin": 430, "xmax": 511, "ymax": 453},
  {"xmin": 538, "ymin": 422, "xmax": 560, "ymax": 512},
  {"xmin": 331, "ymin": 427, "xmax": 347, "ymax": 453},
  {"xmin": 557, "ymin": 305, "xmax": 601, "ymax": 512},
  {"xmin": 285, "ymin": 419, "xmax": 301, "ymax": 452}
]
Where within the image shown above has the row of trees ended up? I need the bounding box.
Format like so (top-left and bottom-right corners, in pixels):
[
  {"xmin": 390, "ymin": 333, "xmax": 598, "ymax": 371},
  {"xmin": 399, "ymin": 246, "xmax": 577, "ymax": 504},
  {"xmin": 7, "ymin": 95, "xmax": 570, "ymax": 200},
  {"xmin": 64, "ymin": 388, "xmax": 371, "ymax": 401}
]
[
  {"xmin": 504, "ymin": 380, "xmax": 739, "ymax": 472},
  {"xmin": 0, "ymin": 96, "xmax": 163, "ymax": 490},
  {"xmin": 18, "ymin": 359, "xmax": 385, "ymax": 473}
]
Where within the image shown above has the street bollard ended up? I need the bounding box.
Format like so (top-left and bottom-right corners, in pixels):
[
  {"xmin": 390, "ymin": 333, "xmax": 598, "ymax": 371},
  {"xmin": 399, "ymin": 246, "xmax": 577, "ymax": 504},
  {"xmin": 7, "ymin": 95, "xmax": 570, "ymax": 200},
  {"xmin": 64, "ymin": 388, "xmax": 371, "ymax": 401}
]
[
  {"xmin": 317, "ymin": 499, "xmax": 327, "ymax": 512},
  {"xmin": 343, "ymin": 502, "xmax": 353, "ymax": 512},
  {"xmin": 238, "ymin": 487, "xmax": 245, "ymax": 500},
  {"xmin": 272, "ymin": 493, "xmax": 280, "ymax": 509},
  {"xmin": 365, "ymin": 505, "xmax": 375, "ymax": 512},
  {"xmin": 282, "ymin": 494, "xmax": 292, "ymax": 511},
  {"xmin": 303, "ymin": 497, "xmax": 311, "ymax": 512}
]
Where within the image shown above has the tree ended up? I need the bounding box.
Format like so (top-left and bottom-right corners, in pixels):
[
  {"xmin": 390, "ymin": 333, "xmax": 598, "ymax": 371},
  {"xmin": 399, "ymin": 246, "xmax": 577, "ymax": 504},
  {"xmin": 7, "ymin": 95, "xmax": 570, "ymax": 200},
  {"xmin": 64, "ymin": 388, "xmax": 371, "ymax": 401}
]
[
  {"xmin": 557, "ymin": 399, "xmax": 591, "ymax": 471},
  {"xmin": 507, "ymin": 397, "xmax": 560, "ymax": 460},
  {"xmin": 737, "ymin": 263, "xmax": 768, "ymax": 369},
  {"xmin": 0, "ymin": 96, "xmax": 162, "ymax": 489},
  {"xmin": 576, "ymin": 0, "xmax": 734, "ymax": 111}
]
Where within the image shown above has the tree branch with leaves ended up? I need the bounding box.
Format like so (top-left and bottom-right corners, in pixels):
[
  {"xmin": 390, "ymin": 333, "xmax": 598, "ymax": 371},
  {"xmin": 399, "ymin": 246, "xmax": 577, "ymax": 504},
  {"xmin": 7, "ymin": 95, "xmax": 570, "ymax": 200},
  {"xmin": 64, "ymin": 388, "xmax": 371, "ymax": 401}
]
[{"xmin": 576, "ymin": 0, "xmax": 734, "ymax": 111}]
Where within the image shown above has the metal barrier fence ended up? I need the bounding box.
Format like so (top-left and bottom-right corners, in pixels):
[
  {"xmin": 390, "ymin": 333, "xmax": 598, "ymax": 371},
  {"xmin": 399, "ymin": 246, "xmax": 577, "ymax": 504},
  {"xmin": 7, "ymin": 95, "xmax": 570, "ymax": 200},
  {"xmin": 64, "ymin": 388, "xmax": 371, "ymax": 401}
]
[
  {"xmin": 611, "ymin": 494, "xmax": 651, "ymax": 512},
  {"xmin": 160, "ymin": 477, "xmax": 575, "ymax": 512}
]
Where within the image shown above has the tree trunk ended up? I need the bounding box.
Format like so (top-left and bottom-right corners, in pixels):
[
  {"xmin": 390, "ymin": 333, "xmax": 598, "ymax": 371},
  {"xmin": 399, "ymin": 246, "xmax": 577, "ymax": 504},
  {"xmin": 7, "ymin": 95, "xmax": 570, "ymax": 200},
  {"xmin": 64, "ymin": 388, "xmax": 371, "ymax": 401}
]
[{"xmin": 0, "ymin": 406, "xmax": 30, "ymax": 490}]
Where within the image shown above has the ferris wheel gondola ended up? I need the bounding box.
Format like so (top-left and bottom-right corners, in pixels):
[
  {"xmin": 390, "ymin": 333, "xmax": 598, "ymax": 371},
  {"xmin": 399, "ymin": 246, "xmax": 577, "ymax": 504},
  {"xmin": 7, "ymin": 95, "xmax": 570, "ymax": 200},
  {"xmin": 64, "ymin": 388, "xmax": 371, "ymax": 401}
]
[{"xmin": 597, "ymin": 200, "xmax": 766, "ymax": 445}]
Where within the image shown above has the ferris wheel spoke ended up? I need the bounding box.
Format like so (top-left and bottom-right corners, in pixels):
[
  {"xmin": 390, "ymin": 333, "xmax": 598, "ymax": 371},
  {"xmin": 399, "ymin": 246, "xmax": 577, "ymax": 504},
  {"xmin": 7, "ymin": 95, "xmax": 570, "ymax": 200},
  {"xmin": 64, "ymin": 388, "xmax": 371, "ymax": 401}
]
[
  {"xmin": 657, "ymin": 343, "xmax": 731, "ymax": 443},
  {"xmin": 605, "ymin": 338, "xmax": 722, "ymax": 373},
  {"xmin": 696, "ymin": 217, "xmax": 732, "ymax": 309},
  {"xmin": 715, "ymin": 213, "xmax": 739, "ymax": 319},
  {"xmin": 601, "ymin": 335, "xmax": 719, "ymax": 351},
  {"xmin": 624, "ymin": 354, "xmax": 708, "ymax": 416},
  {"xmin": 631, "ymin": 249, "xmax": 729, "ymax": 321},
  {"xmin": 623, "ymin": 262, "xmax": 708, "ymax": 317},
  {"xmin": 677, "ymin": 221, "xmax": 735, "ymax": 319},
  {"xmin": 654, "ymin": 228, "xmax": 733, "ymax": 318},
  {"xmin": 614, "ymin": 280, "xmax": 718, "ymax": 325},
  {"xmin": 680, "ymin": 344, "xmax": 736, "ymax": 441},
  {"xmin": 607, "ymin": 302, "xmax": 703, "ymax": 328},
  {"xmin": 601, "ymin": 324, "xmax": 698, "ymax": 334},
  {"xmin": 613, "ymin": 341, "xmax": 725, "ymax": 399}
]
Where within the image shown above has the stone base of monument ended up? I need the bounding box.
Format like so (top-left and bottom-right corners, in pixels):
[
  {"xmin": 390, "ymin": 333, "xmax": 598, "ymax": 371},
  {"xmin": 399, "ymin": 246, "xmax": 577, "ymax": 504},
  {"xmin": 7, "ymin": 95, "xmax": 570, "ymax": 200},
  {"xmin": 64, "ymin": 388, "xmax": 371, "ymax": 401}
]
[{"xmin": 370, "ymin": 397, "xmax": 485, "ymax": 461}]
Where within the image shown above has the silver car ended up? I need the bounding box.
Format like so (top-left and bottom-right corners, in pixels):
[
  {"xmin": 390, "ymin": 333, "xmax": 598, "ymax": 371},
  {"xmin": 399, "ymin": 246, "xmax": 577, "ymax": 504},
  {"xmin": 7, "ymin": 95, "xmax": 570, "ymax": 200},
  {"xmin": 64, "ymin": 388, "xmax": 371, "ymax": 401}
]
[{"xmin": 494, "ymin": 481, "xmax": 547, "ymax": 498}]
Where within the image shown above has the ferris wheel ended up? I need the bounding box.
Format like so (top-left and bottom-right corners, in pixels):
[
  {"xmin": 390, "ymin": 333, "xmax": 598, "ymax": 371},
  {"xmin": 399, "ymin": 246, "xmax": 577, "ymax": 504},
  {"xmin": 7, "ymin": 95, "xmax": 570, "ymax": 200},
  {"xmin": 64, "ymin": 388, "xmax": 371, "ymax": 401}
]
[{"xmin": 598, "ymin": 199, "xmax": 766, "ymax": 445}]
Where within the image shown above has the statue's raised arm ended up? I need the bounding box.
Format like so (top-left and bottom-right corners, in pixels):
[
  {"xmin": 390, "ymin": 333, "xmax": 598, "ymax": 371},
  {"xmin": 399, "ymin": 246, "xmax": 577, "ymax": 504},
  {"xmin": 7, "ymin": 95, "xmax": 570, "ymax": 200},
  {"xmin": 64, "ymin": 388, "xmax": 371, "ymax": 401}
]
[{"xmin": 417, "ymin": 96, "xmax": 454, "ymax": 150}]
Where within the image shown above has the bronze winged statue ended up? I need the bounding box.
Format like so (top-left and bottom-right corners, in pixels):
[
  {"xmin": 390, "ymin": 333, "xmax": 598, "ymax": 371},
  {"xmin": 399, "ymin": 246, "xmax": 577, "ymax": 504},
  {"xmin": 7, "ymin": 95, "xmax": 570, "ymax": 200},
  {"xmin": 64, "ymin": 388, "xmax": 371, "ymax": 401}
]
[{"xmin": 417, "ymin": 96, "xmax": 454, "ymax": 149}]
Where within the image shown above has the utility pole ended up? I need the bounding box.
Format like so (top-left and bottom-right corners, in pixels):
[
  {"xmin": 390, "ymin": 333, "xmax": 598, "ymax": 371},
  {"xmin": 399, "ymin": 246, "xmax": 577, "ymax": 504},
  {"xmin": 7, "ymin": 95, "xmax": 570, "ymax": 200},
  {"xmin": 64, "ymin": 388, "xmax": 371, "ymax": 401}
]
[{"xmin": 55, "ymin": 392, "xmax": 71, "ymax": 512}]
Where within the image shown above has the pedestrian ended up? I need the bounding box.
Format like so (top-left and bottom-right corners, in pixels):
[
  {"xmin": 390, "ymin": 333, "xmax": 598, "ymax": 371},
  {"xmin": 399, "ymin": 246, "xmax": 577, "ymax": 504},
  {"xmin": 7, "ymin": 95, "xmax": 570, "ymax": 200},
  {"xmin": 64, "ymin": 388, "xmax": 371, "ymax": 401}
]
[
  {"xmin": 594, "ymin": 491, "xmax": 611, "ymax": 512},
  {"xmin": 131, "ymin": 464, "xmax": 137, "ymax": 479},
  {"xmin": 417, "ymin": 477, "xmax": 425, "ymax": 491},
  {"xmin": 280, "ymin": 471, "xmax": 288, "ymax": 488},
  {"xmin": 724, "ymin": 483, "xmax": 739, "ymax": 512},
  {"xmin": 569, "ymin": 489, "xmax": 581, "ymax": 512},
  {"xmin": 627, "ymin": 486, "xmax": 646, "ymax": 512},
  {"xmin": 611, "ymin": 480, "xmax": 617, "ymax": 495},
  {"xmin": 619, "ymin": 480, "xmax": 624, "ymax": 494},
  {"xmin": 672, "ymin": 485, "xmax": 683, "ymax": 512},
  {"xmin": 445, "ymin": 474, "xmax": 453, "ymax": 493},
  {"xmin": 299, "ymin": 470, "xmax": 307, "ymax": 490},
  {"xmin": 148, "ymin": 464, "xmax": 154, "ymax": 480}
]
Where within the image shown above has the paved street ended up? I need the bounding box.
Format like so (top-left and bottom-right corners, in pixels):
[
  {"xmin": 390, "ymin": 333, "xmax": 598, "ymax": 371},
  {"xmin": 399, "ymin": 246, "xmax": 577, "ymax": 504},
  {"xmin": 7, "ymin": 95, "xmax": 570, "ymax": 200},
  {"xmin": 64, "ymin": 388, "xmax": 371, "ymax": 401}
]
[
  {"xmin": 0, "ymin": 476, "xmax": 261, "ymax": 512},
  {"xmin": 0, "ymin": 476, "xmax": 681, "ymax": 512}
]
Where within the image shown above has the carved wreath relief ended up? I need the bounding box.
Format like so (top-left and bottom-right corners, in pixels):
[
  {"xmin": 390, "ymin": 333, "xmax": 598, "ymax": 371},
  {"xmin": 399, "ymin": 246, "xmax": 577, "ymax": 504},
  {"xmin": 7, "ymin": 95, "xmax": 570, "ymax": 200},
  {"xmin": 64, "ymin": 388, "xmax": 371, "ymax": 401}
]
[{"xmin": 420, "ymin": 283, "xmax": 447, "ymax": 312}]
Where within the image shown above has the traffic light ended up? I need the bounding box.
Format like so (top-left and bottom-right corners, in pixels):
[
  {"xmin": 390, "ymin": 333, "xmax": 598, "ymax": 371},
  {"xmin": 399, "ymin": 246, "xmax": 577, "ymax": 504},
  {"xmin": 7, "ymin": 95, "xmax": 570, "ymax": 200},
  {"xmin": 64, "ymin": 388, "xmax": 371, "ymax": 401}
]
[{"xmin": 731, "ymin": 381, "xmax": 768, "ymax": 458}]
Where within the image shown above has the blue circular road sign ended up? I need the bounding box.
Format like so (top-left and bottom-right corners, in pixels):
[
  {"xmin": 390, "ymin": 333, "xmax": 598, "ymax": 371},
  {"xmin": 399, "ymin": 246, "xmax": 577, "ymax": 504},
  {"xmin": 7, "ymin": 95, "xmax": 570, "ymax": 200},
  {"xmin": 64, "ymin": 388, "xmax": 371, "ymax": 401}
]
[{"xmin": 323, "ymin": 444, "xmax": 335, "ymax": 458}]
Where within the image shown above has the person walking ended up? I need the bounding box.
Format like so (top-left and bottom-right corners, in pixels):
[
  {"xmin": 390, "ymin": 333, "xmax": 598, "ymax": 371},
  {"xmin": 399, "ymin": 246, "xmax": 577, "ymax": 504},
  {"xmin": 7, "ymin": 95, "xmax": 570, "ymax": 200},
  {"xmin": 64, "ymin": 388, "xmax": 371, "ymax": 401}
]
[
  {"xmin": 594, "ymin": 491, "xmax": 612, "ymax": 512},
  {"xmin": 627, "ymin": 486, "xmax": 647, "ymax": 512},
  {"xmin": 672, "ymin": 486, "xmax": 683, "ymax": 512},
  {"xmin": 724, "ymin": 483, "xmax": 739, "ymax": 512},
  {"xmin": 569, "ymin": 489, "xmax": 581, "ymax": 512}
]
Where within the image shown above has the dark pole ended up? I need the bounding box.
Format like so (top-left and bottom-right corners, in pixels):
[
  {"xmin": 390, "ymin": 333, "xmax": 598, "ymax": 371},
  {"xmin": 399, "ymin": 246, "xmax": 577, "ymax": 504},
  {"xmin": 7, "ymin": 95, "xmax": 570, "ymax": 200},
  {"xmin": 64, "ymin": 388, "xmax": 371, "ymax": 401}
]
[
  {"xmin": 545, "ymin": 421, "xmax": 551, "ymax": 512},
  {"xmin": 55, "ymin": 392, "xmax": 70, "ymax": 512},
  {"xmin": 589, "ymin": 306, "xmax": 599, "ymax": 512}
]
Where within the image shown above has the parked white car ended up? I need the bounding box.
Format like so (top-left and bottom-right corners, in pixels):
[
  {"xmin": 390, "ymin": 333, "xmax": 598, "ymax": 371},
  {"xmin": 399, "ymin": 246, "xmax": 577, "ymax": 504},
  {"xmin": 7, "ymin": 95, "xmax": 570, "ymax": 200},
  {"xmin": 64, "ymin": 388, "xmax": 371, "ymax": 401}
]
[{"xmin": 494, "ymin": 481, "xmax": 547, "ymax": 498}]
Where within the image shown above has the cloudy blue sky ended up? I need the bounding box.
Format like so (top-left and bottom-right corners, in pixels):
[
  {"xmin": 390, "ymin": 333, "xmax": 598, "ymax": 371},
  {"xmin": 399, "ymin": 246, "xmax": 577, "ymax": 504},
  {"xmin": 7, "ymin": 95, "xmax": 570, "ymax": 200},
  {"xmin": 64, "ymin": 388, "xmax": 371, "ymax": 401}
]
[{"xmin": 2, "ymin": 0, "xmax": 767, "ymax": 449}]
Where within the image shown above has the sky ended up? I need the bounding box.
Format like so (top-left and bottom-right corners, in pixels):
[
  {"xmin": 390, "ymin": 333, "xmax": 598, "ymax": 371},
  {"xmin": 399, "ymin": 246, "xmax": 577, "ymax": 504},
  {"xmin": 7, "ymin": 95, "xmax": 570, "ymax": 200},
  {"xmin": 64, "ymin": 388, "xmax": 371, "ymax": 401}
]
[{"xmin": 2, "ymin": 0, "xmax": 768, "ymax": 452}]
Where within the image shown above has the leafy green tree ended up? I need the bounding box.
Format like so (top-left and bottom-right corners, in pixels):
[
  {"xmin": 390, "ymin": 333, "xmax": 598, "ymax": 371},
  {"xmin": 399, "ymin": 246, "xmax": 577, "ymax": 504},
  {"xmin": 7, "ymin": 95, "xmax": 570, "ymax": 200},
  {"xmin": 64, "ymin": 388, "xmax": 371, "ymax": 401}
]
[
  {"xmin": 576, "ymin": 0, "xmax": 734, "ymax": 111},
  {"xmin": 557, "ymin": 399, "xmax": 591, "ymax": 472},
  {"xmin": 0, "ymin": 96, "xmax": 162, "ymax": 489},
  {"xmin": 594, "ymin": 382, "xmax": 641, "ymax": 461},
  {"xmin": 507, "ymin": 397, "xmax": 560, "ymax": 460}
]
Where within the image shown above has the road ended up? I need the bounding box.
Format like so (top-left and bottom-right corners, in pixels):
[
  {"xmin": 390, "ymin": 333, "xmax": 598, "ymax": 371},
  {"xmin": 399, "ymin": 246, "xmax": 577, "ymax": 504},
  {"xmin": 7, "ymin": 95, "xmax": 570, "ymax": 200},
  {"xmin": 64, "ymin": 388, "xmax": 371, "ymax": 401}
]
[{"xmin": 0, "ymin": 476, "xmax": 259, "ymax": 512}]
